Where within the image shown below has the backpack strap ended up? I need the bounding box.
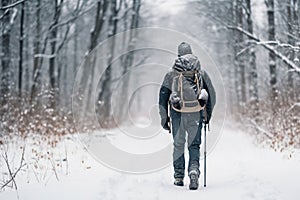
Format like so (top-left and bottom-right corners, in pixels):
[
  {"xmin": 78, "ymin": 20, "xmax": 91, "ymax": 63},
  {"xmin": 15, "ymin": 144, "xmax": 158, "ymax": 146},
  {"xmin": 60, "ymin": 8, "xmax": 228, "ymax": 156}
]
[
  {"xmin": 197, "ymin": 70, "xmax": 204, "ymax": 91},
  {"xmin": 179, "ymin": 72, "xmax": 183, "ymax": 101},
  {"xmin": 195, "ymin": 71, "xmax": 201, "ymax": 96}
]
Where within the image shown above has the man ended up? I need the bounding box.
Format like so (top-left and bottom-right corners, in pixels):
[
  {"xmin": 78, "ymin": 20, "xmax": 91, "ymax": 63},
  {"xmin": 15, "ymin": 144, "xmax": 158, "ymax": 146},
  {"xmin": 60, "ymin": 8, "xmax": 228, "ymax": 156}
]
[{"xmin": 159, "ymin": 42, "xmax": 216, "ymax": 190}]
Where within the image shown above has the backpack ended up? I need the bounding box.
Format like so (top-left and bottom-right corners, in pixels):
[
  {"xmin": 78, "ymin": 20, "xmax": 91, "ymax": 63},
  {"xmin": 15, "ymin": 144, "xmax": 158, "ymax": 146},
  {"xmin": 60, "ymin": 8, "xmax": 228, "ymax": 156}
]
[{"xmin": 170, "ymin": 69, "xmax": 204, "ymax": 113}]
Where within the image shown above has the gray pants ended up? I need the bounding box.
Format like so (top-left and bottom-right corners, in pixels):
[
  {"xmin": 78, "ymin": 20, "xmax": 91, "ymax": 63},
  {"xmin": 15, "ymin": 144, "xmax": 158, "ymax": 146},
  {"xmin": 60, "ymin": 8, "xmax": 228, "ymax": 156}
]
[{"xmin": 171, "ymin": 111, "xmax": 203, "ymax": 179}]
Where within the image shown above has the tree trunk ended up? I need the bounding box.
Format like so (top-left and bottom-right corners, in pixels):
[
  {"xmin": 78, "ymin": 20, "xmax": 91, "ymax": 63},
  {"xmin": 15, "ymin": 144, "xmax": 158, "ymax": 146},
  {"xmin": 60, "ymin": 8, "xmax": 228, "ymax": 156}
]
[
  {"xmin": 287, "ymin": 0, "xmax": 295, "ymax": 101},
  {"xmin": 18, "ymin": 2, "xmax": 25, "ymax": 96},
  {"xmin": 246, "ymin": 0, "xmax": 259, "ymax": 117},
  {"xmin": 85, "ymin": 0, "xmax": 109, "ymax": 113},
  {"xmin": 232, "ymin": 0, "xmax": 241, "ymax": 109},
  {"xmin": 294, "ymin": 0, "xmax": 300, "ymax": 101},
  {"xmin": 1, "ymin": 0, "xmax": 11, "ymax": 104},
  {"xmin": 62, "ymin": 42, "xmax": 68, "ymax": 108},
  {"xmin": 266, "ymin": 0, "xmax": 277, "ymax": 105},
  {"xmin": 234, "ymin": 0, "xmax": 247, "ymax": 108},
  {"xmin": 88, "ymin": 0, "xmax": 109, "ymax": 53},
  {"xmin": 31, "ymin": 0, "xmax": 41, "ymax": 101},
  {"xmin": 73, "ymin": 21, "xmax": 78, "ymax": 78},
  {"xmin": 238, "ymin": 1, "xmax": 246, "ymax": 104},
  {"xmin": 119, "ymin": 0, "xmax": 141, "ymax": 121},
  {"xmin": 228, "ymin": 0, "xmax": 237, "ymax": 113},
  {"xmin": 292, "ymin": 0, "xmax": 299, "ymax": 37},
  {"xmin": 25, "ymin": 2, "xmax": 30, "ymax": 93},
  {"xmin": 49, "ymin": 0, "xmax": 64, "ymax": 108},
  {"xmin": 98, "ymin": 0, "xmax": 119, "ymax": 125}
]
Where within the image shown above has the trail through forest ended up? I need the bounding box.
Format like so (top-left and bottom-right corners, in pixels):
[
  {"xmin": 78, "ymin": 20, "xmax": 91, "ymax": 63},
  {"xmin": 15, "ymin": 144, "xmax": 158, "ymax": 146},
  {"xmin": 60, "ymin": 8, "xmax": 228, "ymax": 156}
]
[{"xmin": 0, "ymin": 124, "xmax": 299, "ymax": 200}]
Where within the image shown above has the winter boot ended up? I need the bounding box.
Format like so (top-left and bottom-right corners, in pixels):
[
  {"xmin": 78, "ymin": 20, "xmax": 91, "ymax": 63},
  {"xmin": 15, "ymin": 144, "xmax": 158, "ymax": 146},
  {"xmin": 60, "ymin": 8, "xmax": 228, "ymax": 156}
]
[
  {"xmin": 174, "ymin": 178, "xmax": 184, "ymax": 186},
  {"xmin": 189, "ymin": 171, "xmax": 199, "ymax": 190}
]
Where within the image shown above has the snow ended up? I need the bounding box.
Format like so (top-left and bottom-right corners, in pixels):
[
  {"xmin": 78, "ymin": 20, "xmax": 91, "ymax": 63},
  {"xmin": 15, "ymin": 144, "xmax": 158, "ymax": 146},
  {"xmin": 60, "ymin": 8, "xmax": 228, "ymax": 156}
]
[{"xmin": 1, "ymin": 124, "xmax": 300, "ymax": 200}]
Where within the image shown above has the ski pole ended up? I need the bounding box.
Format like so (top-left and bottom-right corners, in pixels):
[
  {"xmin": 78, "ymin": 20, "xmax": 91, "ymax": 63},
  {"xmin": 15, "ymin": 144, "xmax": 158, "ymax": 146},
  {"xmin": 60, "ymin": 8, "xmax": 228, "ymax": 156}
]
[
  {"xmin": 203, "ymin": 108, "xmax": 207, "ymax": 187},
  {"xmin": 168, "ymin": 102, "xmax": 171, "ymax": 134},
  {"xmin": 204, "ymin": 122, "xmax": 207, "ymax": 187}
]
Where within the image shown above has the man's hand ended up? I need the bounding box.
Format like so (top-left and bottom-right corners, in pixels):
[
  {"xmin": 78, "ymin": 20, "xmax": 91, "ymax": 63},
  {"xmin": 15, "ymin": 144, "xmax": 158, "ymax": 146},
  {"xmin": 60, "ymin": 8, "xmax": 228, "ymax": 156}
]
[
  {"xmin": 203, "ymin": 113, "xmax": 211, "ymax": 125},
  {"xmin": 198, "ymin": 99, "xmax": 206, "ymax": 107},
  {"xmin": 161, "ymin": 117, "xmax": 171, "ymax": 132}
]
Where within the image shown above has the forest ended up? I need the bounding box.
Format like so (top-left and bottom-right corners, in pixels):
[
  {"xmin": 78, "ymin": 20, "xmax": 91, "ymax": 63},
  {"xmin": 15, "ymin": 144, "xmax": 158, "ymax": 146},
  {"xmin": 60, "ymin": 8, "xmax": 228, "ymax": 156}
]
[{"xmin": 0, "ymin": 0, "xmax": 300, "ymax": 195}]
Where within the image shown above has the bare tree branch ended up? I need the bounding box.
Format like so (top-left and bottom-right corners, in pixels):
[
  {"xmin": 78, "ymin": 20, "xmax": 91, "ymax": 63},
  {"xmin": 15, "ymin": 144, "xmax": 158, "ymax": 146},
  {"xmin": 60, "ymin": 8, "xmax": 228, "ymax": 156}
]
[
  {"xmin": 38, "ymin": 1, "xmax": 97, "ymax": 38},
  {"xmin": 236, "ymin": 43, "xmax": 256, "ymax": 58},
  {"xmin": 288, "ymin": 102, "xmax": 300, "ymax": 112},
  {"xmin": 0, "ymin": 0, "xmax": 27, "ymax": 10},
  {"xmin": 0, "ymin": 9, "xmax": 9, "ymax": 20},
  {"xmin": 1, "ymin": 147, "xmax": 26, "ymax": 190},
  {"xmin": 249, "ymin": 119, "xmax": 273, "ymax": 139},
  {"xmin": 227, "ymin": 26, "xmax": 300, "ymax": 74},
  {"xmin": 56, "ymin": 25, "xmax": 70, "ymax": 54},
  {"xmin": 255, "ymin": 40, "xmax": 300, "ymax": 50}
]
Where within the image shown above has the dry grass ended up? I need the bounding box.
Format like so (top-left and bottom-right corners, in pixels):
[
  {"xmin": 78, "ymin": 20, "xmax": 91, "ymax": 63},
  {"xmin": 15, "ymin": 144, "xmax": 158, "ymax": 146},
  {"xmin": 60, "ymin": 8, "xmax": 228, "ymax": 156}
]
[{"xmin": 236, "ymin": 98, "xmax": 300, "ymax": 151}]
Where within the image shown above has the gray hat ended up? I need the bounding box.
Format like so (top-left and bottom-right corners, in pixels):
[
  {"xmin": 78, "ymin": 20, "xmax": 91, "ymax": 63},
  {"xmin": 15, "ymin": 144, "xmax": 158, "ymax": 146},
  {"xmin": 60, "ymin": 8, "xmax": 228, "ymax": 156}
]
[{"xmin": 178, "ymin": 42, "xmax": 192, "ymax": 56}]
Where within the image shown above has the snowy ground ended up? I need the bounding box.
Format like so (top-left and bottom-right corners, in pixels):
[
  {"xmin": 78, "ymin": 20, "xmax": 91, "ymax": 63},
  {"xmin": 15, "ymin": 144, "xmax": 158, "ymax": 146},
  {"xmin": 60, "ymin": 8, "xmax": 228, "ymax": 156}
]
[{"xmin": 1, "ymin": 124, "xmax": 300, "ymax": 200}]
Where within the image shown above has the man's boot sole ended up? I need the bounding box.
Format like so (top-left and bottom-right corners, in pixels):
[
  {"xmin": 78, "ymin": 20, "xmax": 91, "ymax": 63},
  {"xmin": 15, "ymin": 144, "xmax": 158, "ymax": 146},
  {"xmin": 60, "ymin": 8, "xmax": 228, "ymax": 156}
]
[
  {"xmin": 174, "ymin": 182, "xmax": 184, "ymax": 186},
  {"xmin": 189, "ymin": 185, "xmax": 198, "ymax": 190}
]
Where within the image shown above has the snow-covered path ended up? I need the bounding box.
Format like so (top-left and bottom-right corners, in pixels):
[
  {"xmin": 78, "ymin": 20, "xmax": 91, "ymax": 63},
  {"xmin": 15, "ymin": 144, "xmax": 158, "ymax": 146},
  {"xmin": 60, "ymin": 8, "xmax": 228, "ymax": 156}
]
[{"xmin": 1, "ymin": 125, "xmax": 300, "ymax": 200}]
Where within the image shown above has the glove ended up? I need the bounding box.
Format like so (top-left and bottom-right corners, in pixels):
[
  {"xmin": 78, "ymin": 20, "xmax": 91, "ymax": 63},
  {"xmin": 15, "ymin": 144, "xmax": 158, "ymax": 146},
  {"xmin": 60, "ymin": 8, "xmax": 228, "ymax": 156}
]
[
  {"xmin": 198, "ymin": 99, "xmax": 206, "ymax": 107},
  {"xmin": 170, "ymin": 92, "xmax": 182, "ymax": 110},
  {"xmin": 203, "ymin": 113, "xmax": 211, "ymax": 125},
  {"xmin": 161, "ymin": 117, "xmax": 171, "ymax": 132}
]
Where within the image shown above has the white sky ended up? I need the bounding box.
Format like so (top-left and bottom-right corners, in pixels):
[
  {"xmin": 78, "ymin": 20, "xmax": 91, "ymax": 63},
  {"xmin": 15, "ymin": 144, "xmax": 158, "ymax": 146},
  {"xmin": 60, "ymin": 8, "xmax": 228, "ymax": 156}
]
[{"xmin": 145, "ymin": 0, "xmax": 186, "ymax": 15}]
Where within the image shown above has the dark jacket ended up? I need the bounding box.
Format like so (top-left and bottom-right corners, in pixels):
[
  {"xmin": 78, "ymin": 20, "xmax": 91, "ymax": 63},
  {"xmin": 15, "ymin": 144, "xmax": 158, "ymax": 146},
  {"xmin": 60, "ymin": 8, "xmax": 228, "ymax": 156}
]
[{"xmin": 159, "ymin": 55, "xmax": 216, "ymax": 122}]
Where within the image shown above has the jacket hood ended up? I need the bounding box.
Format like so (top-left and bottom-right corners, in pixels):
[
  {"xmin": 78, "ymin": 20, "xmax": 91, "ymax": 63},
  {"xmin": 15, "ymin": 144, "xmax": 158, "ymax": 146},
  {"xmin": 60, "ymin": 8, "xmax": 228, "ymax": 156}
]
[{"xmin": 173, "ymin": 54, "xmax": 201, "ymax": 72}]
